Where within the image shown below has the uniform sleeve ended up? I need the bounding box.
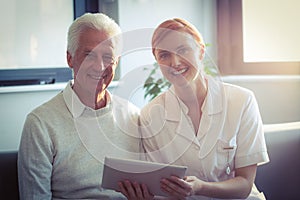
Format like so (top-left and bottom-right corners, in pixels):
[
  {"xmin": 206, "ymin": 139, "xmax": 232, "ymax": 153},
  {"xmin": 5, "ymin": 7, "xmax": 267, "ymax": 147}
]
[
  {"xmin": 139, "ymin": 110, "xmax": 153, "ymax": 161},
  {"xmin": 18, "ymin": 113, "xmax": 53, "ymax": 200},
  {"xmin": 235, "ymin": 92, "xmax": 269, "ymax": 168},
  {"xmin": 139, "ymin": 103, "xmax": 168, "ymax": 163}
]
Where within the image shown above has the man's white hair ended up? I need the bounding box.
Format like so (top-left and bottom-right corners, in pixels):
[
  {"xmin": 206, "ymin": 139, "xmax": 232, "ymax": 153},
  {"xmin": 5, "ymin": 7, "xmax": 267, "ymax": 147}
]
[{"xmin": 67, "ymin": 13, "xmax": 121, "ymax": 56}]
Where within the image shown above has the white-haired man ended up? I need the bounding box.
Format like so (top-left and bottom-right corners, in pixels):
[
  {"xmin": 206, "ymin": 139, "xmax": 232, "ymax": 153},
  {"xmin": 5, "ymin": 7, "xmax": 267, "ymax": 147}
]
[{"xmin": 18, "ymin": 13, "xmax": 140, "ymax": 199}]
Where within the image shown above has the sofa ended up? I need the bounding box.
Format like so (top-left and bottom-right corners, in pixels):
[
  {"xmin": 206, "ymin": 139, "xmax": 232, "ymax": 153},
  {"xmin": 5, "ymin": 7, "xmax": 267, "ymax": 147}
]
[
  {"xmin": 0, "ymin": 122, "xmax": 299, "ymax": 200},
  {"xmin": 255, "ymin": 122, "xmax": 300, "ymax": 200},
  {"xmin": 0, "ymin": 151, "xmax": 19, "ymax": 200}
]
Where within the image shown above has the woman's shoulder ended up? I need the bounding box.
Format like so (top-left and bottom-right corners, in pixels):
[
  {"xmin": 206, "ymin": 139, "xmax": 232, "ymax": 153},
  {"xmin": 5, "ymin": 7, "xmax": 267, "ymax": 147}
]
[
  {"xmin": 140, "ymin": 92, "xmax": 167, "ymax": 119},
  {"xmin": 220, "ymin": 82, "xmax": 258, "ymax": 111},
  {"xmin": 223, "ymin": 82, "xmax": 255, "ymax": 99}
]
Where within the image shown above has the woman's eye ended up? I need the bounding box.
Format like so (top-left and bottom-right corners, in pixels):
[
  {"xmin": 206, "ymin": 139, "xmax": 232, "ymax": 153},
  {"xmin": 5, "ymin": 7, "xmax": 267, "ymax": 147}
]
[
  {"xmin": 158, "ymin": 52, "xmax": 170, "ymax": 60},
  {"xmin": 177, "ymin": 48, "xmax": 189, "ymax": 55}
]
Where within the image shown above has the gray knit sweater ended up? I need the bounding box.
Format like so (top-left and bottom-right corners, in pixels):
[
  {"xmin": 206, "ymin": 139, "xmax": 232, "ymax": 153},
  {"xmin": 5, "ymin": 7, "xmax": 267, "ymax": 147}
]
[{"xmin": 18, "ymin": 82, "xmax": 141, "ymax": 200}]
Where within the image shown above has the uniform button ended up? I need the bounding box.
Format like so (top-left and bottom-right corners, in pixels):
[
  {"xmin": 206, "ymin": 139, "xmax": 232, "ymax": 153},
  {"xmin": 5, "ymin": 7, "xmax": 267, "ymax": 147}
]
[{"xmin": 193, "ymin": 145, "xmax": 200, "ymax": 150}]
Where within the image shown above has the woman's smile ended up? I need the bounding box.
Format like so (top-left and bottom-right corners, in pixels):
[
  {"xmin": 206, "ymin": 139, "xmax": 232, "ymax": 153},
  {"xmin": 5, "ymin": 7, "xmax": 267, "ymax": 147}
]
[{"xmin": 170, "ymin": 67, "xmax": 188, "ymax": 76}]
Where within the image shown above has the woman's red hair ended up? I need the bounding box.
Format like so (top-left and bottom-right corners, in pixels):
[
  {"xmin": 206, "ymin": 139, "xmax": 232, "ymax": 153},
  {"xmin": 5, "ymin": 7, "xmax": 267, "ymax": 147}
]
[{"xmin": 152, "ymin": 18, "xmax": 205, "ymax": 56}]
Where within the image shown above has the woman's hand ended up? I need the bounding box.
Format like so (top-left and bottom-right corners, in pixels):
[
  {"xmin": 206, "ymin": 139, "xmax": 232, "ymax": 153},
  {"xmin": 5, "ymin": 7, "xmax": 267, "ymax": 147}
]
[
  {"xmin": 118, "ymin": 180, "xmax": 154, "ymax": 200},
  {"xmin": 161, "ymin": 165, "xmax": 257, "ymax": 199},
  {"xmin": 160, "ymin": 176, "xmax": 203, "ymax": 199}
]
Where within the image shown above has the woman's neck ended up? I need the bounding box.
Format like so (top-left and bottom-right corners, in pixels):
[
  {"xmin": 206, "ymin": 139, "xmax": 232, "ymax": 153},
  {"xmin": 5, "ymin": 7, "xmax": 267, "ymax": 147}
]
[
  {"xmin": 174, "ymin": 74, "xmax": 207, "ymax": 106},
  {"xmin": 174, "ymin": 74, "xmax": 208, "ymax": 135}
]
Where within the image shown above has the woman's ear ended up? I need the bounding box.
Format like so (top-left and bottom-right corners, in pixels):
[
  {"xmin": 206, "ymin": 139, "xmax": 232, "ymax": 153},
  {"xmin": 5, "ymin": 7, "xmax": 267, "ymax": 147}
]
[
  {"xmin": 199, "ymin": 43, "xmax": 205, "ymax": 60},
  {"xmin": 67, "ymin": 51, "xmax": 73, "ymax": 68}
]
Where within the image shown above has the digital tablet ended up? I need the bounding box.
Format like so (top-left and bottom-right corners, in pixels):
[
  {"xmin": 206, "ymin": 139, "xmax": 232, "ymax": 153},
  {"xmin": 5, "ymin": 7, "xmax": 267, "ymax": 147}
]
[{"xmin": 101, "ymin": 156, "xmax": 187, "ymax": 197}]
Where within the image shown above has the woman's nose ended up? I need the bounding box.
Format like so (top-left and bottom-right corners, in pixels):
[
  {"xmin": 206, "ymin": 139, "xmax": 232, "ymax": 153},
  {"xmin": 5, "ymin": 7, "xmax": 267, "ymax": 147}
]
[{"xmin": 170, "ymin": 54, "xmax": 181, "ymax": 68}]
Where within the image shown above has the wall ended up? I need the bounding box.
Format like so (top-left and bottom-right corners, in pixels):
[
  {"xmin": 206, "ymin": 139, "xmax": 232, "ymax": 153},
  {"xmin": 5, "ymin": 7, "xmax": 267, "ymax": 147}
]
[
  {"xmin": 114, "ymin": 0, "xmax": 217, "ymax": 108},
  {"xmin": 222, "ymin": 75, "xmax": 300, "ymax": 124},
  {"xmin": 0, "ymin": 84, "xmax": 66, "ymax": 151},
  {"xmin": 118, "ymin": 0, "xmax": 217, "ymax": 77}
]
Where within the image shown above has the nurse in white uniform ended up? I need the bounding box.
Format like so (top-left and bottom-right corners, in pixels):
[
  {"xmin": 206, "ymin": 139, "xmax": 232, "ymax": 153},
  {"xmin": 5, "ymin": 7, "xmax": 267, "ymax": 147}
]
[{"xmin": 119, "ymin": 18, "xmax": 269, "ymax": 200}]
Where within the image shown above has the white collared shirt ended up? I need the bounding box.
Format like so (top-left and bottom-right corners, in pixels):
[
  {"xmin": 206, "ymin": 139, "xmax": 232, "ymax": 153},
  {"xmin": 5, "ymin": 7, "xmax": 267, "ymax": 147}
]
[{"xmin": 140, "ymin": 76, "xmax": 269, "ymax": 199}]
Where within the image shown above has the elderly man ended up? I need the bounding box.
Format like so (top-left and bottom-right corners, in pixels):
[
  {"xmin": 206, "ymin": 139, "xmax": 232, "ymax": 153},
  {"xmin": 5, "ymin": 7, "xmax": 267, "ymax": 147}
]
[{"xmin": 18, "ymin": 13, "xmax": 140, "ymax": 199}]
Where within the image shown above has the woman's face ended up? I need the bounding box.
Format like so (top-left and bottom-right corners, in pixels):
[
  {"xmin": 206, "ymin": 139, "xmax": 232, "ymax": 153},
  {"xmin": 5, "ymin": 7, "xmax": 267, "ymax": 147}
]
[{"xmin": 154, "ymin": 31, "xmax": 203, "ymax": 87}]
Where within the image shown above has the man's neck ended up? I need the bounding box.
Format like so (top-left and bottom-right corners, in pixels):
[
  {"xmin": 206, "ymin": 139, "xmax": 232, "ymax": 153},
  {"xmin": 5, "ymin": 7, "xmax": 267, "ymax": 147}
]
[
  {"xmin": 95, "ymin": 90, "xmax": 107, "ymax": 110},
  {"xmin": 72, "ymin": 83, "xmax": 107, "ymax": 110}
]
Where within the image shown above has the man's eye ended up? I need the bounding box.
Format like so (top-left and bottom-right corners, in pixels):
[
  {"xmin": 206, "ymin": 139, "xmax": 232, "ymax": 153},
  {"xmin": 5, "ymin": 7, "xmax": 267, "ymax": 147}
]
[
  {"xmin": 86, "ymin": 52, "xmax": 96, "ymax": 59},
  {"xmin": 103, "ymin": 55, "xmax": 114, "ymax": 64}
]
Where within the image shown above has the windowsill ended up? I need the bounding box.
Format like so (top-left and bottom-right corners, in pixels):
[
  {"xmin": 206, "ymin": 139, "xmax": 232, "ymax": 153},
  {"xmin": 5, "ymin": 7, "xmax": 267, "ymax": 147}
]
[
  {"xmin": 221, "ymin": 75, "xmax": 300, "ymax": 83},
  {"xmin": 0, "ymin": 83, "xmax": 68, "ymax": 94},
  {"xmin": 0, "ymin": 81, "xmax": 119, "ymax": 94}
]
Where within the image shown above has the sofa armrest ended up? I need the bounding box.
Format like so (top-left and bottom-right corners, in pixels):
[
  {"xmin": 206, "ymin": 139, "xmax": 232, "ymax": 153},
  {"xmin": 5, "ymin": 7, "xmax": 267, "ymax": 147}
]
[{"xmin": 255, "ymin": 122, "xmax": 300, "ymax": 199}]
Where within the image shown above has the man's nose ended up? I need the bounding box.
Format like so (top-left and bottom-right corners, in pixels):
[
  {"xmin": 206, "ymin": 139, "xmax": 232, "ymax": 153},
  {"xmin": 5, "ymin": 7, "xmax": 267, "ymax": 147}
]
[{"xmin": 97, "ymin": 58, "xmax": 107, "ymax": 71}]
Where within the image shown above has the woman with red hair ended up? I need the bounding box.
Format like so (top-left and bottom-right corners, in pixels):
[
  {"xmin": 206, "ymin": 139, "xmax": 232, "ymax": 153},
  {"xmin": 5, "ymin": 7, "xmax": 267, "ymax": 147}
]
[{"xmin": 120, "ymin": 18, "xmax": 269, "ymax": 200}]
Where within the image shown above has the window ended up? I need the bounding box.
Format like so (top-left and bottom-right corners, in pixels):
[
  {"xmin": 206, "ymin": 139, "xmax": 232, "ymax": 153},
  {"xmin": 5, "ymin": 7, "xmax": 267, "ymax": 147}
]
[
  {"xmin": 0, "ymin": 0, "xmax": 120, "ymax": 86},
  {"xmin": 0, "ymin": 0, "xmax": 73, "ymax": 86},
  {"xmin": 217, "ymin": 0, "xmax": 300, "ymax": 75}
]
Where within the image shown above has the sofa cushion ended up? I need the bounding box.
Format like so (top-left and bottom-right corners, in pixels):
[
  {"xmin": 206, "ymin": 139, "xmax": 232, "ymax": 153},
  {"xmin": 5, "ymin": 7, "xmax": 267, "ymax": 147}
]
[{"xmin": 0, "ymin": 151, "xmax": 19, "ymax": 200}]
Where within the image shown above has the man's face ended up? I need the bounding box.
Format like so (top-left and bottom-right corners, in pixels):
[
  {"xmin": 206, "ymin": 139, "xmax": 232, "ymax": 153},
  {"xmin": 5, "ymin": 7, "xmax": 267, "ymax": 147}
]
[{"xmin": 67, "ymin": 28, "xmax": 118, "ymax": 98}]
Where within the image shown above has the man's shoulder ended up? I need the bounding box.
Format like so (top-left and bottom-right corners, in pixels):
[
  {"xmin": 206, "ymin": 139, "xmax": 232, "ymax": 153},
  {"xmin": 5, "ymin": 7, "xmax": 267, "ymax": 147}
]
[
  {"xmin": 111, "ymin": 95, "xmax": 140, "ymax": 113},
  {"xmin": 30, "ymin": 92, "xmax": 66, "ymax": 117}
]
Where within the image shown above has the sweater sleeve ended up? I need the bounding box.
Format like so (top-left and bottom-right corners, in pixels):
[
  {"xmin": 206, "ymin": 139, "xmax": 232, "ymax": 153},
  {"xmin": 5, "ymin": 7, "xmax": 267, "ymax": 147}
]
[{"xmin": 18, "ymin": 113, "xmax": 54, "ymax": 200}]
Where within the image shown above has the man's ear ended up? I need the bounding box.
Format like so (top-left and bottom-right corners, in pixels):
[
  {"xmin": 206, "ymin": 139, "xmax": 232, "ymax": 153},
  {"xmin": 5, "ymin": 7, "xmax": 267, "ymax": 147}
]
[
  {"xmin": 67, "ymin": 51, "xmax": 73, "ymax": 68},
  {"xmin": 114, "ymin": 57, "xmax": 120, "ymax": 67}
]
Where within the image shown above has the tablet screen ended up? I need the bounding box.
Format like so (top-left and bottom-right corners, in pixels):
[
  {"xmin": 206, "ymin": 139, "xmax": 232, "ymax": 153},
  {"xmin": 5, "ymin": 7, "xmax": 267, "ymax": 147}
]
[{"xmin": 101, "ymin": 156, "xmax": 187, "ymax": 197}]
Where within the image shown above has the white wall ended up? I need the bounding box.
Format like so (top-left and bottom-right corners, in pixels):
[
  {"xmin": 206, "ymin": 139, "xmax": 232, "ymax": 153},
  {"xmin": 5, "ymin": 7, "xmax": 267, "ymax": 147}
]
[
  {"xmin": 0, "ymin": 85, "xmax": 66, "ymax": 151},
  {"xmin": 118, "ymin": 0, "xmax": 217, "ymax": 77},
  {"xmin": 222, "ymin": 76, "xmax": 300, "ymax": 124}
]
